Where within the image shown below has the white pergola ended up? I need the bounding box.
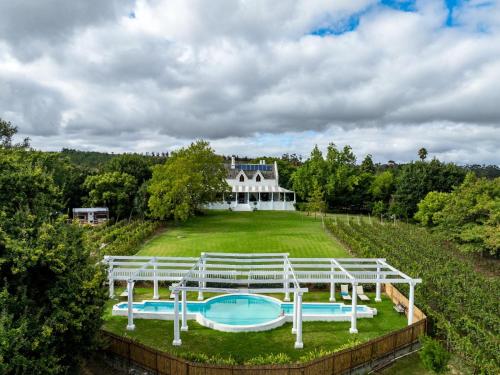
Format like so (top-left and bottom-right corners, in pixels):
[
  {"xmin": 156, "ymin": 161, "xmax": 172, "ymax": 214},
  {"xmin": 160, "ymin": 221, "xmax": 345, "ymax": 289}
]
[{"xmin": 104, "ymin": 253, "xmax": 421, "ymax": 349}]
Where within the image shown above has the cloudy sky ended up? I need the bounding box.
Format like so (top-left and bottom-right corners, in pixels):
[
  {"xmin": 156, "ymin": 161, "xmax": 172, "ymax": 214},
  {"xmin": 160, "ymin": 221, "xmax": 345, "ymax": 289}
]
[{"xmin": 1, "ymin": 0, "xmax": 499, "ymax": 164}]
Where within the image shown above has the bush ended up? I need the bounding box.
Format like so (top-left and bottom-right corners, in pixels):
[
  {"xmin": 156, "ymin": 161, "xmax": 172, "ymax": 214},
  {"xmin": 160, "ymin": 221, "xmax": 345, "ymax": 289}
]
[
  {"xmin": 244, "ymin": 353, "xmax": 291, "ymax": 365},
  {"xmin": 419, "ymin": 336, "xmax": 450, "ymax": 373}
]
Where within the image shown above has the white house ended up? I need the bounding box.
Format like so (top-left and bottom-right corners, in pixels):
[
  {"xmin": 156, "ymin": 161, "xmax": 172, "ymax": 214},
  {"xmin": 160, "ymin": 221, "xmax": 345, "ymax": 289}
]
[{"xmin": 206, "ymin": 157, "xmax": 296, "ymax": 211}]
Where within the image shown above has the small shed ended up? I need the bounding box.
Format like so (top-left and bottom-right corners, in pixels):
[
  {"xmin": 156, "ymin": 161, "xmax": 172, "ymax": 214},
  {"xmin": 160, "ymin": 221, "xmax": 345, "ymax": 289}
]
[{"xmin": 73, "ymin": 207, "xmax": 109, "ymax": 225}]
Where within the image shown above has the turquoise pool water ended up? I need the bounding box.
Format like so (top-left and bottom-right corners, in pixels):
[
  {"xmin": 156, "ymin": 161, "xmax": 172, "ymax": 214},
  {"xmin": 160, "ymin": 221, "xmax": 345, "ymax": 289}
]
[{"xmin": 116, "ymin": 294, "xmax": 369, "ymax": 326}]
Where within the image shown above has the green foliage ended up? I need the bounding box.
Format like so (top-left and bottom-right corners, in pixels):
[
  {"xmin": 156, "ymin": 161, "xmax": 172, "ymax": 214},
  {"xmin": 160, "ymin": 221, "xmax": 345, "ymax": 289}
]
[
  {"xmin": 327, "ymin": 220, "xmax": 500, "ymax": 374},
  {"xmin": 104, "ymin": 154, "xmax": 153, "ymax": 184},
  {"xmin": 419, "ymin": 336, "xmax": 450, "ymax": 374},
  {"xmin": 370, "ymin": 171, "xmax": 395, "ymax": 202},
  {"xmin": 416, "ymin": 173, "xmax": 499, "ymax": 255},
  {"xmin": 0, "ymin": 217, "xmax": 107, "ymax": 374},
  {"xmin": 86, "ymin": 220, "xmax": 162, "ymax": 258},
  {"xmin": 298, "ymin": 338, "xmax": 361, "ymax": 363},
  {"xmin": 324, "ymin": 143, "xmax": 360, "ymax": 207},
  {"xmin": 0, "ymin": 118, "xmax": 30, "ymax": 148},
  {"xmin": 371, "ymin": 201, "xmax": 387, "ymax": 217},
  {"xmin": 244, "ymin": 353, "xmax": 291, "ymax": 365},
  {"xmin": 84, "ymin": 171, "xmax": 138, "ymax": 220},
  {"xmin": 390, "ymin": 160, "xmax": 465, "ymax": 218},
  {"xmin": 418, "ymin": 148, "xmax": 428, "ymax": 161},
  {"xmin": 307, "ymin": 181, "xmax": 326, "ymax": 217},
  {"xmin": 414, "ymin": 191, "xmax": 450, "ymax": 226},
  {"xmin": 148, "ymin": 140, "xmax": 228, "ymax": 221},
  {"xmin": 176, "ymin": 351, "xmax": 237, "ymax": 365},
  {"xmin": 292, "ymin": 145, "xmax": 327, "ymax": 201},
  {"xmin": 0, "ymin": 149, "xmax": 61, "ymax": 234}
]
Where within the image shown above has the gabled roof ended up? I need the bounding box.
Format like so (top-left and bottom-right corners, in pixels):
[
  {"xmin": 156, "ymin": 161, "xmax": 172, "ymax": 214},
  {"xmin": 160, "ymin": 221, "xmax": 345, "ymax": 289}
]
[{"xmin": 224, "ymin": 162, "xmax": 276, "ymax": 179}]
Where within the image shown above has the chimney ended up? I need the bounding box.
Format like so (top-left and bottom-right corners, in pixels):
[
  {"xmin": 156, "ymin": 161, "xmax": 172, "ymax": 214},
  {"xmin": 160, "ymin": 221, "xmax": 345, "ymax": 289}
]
[{"xmin": 231, "ymin": 156, "xmax": 235, "ymax": 169}]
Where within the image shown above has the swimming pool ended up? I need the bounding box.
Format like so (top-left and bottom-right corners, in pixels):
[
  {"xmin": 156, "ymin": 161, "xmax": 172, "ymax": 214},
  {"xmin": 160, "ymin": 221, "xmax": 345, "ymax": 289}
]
[{"xmin": 113, "ymin": 294, "xmax": 376, "ymax": 332}]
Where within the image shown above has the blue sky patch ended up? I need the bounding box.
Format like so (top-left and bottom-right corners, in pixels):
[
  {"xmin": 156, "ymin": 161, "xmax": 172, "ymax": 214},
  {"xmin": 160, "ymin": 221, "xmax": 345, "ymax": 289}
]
[
  {"xmin": 310, "ymin": 14, "xmax": 361, "ymax": 36},
  {"xmin": 380, "ymin": 0, "xmax": 417, "ymax": 12}
]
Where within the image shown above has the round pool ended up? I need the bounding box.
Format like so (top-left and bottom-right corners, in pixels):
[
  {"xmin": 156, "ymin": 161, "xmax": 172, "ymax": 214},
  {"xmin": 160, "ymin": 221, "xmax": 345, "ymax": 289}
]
[{"xmin": 201, "ymin": 294, "xmax": 282, "ymax": 326}]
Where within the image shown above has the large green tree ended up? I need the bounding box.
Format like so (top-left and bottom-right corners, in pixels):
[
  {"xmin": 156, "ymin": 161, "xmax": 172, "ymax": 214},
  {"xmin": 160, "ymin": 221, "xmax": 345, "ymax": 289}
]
[
  {"xmin": 104, "ymin": 154, "xmax": 153, "ymax": 185},
  {"xmin": 84, "ymin": 172, "xmax": 138, "ymax": 220},
  {"xmin": 390, "ymin": 159, "xmax": 465, "ymax": 218},
  {"xmin": 148, "ymin": 140, "xmax": 228, "ymax": 221},
  {"xmin": 0, "ymin": 132, "xmax": 107, "ymax": 374},
  {"xmin": 416, "ymin": 173, "xmax": 500, "ymax": 255},
  {"xmin": 291, "ymin": 145, "xmax": 327, "ymax": 200}
]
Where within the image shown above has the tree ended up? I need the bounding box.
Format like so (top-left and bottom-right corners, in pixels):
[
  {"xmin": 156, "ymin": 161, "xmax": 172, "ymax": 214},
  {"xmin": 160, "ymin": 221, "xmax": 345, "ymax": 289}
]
[
  {"xmin": 84, "ymin": 172, "xmax": 137, "ymax": 220},
  {"xmin": 0, "ymin": 217, "xmax": 107, "ymax": 374},
  {"xmin": 105, "ymin": 154, "xmax": 153, "ymax": 185},
  {"xmin": 307, "ymin": 181, "xmax": 326, "ymax": 218},
  {"xmin": 414, "ymin": 191, "xmax": 450, "ymax": 226},
  {"xmin": 324, "ymin": 144, "xmax": 359, "ymax": 208},
  {"xmin": 291, "ymin": 145, "xmax": 327, "ymax": 201},
  {"xmin": 148, "ymin": 140, "xmax": 229, "ymax": 221},
  {"xmin": 360, "ymin": 154, "xmax": 376, "ymax": 174},
  {"xmin": 431, "ymin": 173, "xmax": 499, "ymax": 255},
  {"xmin": 390, "ymin": 160, "xmax": 465, "ymax": 218},
  {"xmin": 0, "ymin": 142, "xmax": 106, "ymax": 373},
  {"xmin": 418, "ymin": 147, "xmax": 428, "ymax": 161},
  {"xmin": 0, "ymin": 118, "xmax": 30, "ymax": 149}
]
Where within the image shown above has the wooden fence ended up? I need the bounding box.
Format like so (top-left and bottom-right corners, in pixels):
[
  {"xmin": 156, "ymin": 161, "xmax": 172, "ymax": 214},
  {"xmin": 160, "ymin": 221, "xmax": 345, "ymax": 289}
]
[{"xmin": 102, "ymin": 284, "xmax": 427, "ymax": 374}]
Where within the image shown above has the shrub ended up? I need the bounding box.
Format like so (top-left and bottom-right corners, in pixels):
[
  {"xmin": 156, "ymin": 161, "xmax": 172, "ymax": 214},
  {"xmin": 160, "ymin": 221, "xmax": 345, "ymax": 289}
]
[
  {"xmin": 419, "ymin": 336, "xmax": 450, "ymax": 373},
  {"xmin": 244, "ymin": 353, "xmax": 291, "ymax": 365}
]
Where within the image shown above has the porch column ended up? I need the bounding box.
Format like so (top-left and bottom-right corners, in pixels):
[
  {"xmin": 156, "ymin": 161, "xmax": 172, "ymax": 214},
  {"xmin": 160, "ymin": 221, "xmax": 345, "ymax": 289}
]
[
  {"xmin": 292, "ymin": 291, "xmax": 297, "ymax": 334},
  {"xmin": 153, "ymin": 257, "xmax": 159, "ymax": 300},
  {"xmin": 329, "ymin": 261, "xmax": 335, "ymax": 302},
  {"xmin": 172, "ymin": 291, "xmax": 181, "ymax": 346},
  {"xmin": 271, "ymin": 191, "xmax": 274, "ymax": 210},
  {"xmin": 408, "ymin": 282, "xmax": 415, "ymax": 325},
  {"xmin": 350, "ymin": 282, "xmax": 358, "ymax": 334},
  {"xmin": 126, "ymin": 280, "xmax": 135, "ymax": 331},
  {"xmin": 198, "ymin": 254, "xmax": 205, "ymax": 300},
  {"xmin": 294, "ymin": 292, "xmax": 303, "ymax": 349},
  {"xmin": 282, "ymin": 192, "xmax": 285, "ymax": 210},
  {"xmin": 181, "ymin": 288, "xmax": 188, "ymax": 331},
  {"xmin": 375, "ymin": 262, "xmax": 382, "ymax": 302},
  {"xmin": 293, "ymin": 192, "xmax": 296, "ymax": 203},
  {"xmin": 284, "ymin": 257, "xmax": 290, "ymax": 301}
]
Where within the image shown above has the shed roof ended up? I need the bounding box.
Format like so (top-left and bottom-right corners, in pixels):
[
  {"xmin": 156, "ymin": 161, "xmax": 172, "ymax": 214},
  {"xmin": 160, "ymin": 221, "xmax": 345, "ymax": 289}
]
[{"xmin": 73, "ymin": 207, "xmax": 109, "ymax": 213}]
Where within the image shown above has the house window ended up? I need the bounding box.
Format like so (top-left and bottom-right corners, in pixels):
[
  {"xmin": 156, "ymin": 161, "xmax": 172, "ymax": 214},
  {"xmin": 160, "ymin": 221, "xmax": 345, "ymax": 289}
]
[
  {"xmin": 239, "ymin": 174, "xmax": 245, "ymax": 182},
  {"xmin": 256, "ymin": 175, "xmax": 261, "ymax": 182}
]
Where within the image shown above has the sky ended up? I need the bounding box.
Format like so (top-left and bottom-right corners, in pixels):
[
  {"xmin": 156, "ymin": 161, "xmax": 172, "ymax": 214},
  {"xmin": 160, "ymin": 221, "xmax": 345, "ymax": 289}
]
[{"xmin": 0, "ymin": 0, "xmax": 499, "ymax": 164}]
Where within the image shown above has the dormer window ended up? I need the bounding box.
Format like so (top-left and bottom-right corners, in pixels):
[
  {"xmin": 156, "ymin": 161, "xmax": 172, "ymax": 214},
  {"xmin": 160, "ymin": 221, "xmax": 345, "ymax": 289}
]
[
  {"xmin": 239, "ymin": 175, "xmax": 245, "ymax": 182},
  {"xmin": 256, "ymin": 175, "xmax": 261, "ymax": 182}
]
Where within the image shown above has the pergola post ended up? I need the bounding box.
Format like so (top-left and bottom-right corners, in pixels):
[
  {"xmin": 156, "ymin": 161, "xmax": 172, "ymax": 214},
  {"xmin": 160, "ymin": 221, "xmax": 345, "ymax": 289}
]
[
  {"xmin": 350, "ymin": 282, "xmax": 358, "ymax": 334},
  {"xmin": 284, "ymin": 257, "xmax": 290, "ymax": 301},
  {"xmin": 375, "ymin": 261, "xmax": 382, "ymax": 302},
  {"xmin": 153, "ymin": 257, "xmax": 159, "ymax": 300},
  {"xmin": 172, "ymin": 291, "xmax": 181, "ymax": 346},
  {"xmin": 329, "ymin": 260, "xmax": 336, "ymax": 302},
  {"xmin": 181, "ymin": 288, "xmax": 188, "ymax": 331},
  {"xmin": 198, "ymin": 254, "xmax": 205, "ymax": 301},
  {"xmin": 108, "ymin": 264, "xmax": 115, "ymax": 299},
  {"xmin": 294, "ymin": 292, "xmax": 303, "ymax": 349},
  {"xmin": 408, "ymin": 282, "xmax": 415, "ymax": 325},
  {"xmin": 292, "ymin": 291, "xmax": 297, "ymax": 334},
  {"xmin": 126, "ymin": 280, "xmax": 135, "ymax": 331}
]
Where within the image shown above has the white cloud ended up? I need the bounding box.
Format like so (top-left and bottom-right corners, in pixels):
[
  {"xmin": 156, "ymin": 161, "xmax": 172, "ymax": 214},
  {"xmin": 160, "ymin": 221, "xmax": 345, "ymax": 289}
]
[{"xmin": 0, "ymin": 0, "xmax": 499, "ymax": 163}]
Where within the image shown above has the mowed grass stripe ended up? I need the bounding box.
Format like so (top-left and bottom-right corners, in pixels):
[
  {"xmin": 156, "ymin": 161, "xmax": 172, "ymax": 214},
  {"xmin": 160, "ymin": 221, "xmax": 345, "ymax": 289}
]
[{"xmin": 136, "ymin": 211, "xmax": 348, "ymax": 258}]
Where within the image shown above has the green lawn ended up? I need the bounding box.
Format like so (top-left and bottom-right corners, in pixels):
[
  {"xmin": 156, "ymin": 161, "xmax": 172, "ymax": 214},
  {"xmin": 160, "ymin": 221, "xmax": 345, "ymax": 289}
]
[
  {"xmin": 103, "ymin": 288, "xmax": 408, "ymax": 364},
  {"xmin": 136, "ymin": 210, "xmax": 348, "ymax": 258}
]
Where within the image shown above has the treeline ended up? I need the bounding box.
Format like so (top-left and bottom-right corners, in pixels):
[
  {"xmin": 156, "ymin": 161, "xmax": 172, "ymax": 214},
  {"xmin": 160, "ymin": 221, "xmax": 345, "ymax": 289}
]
[{"xmin": 288, "ymin": 144, "xmax": 467, "ymax": 219}]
